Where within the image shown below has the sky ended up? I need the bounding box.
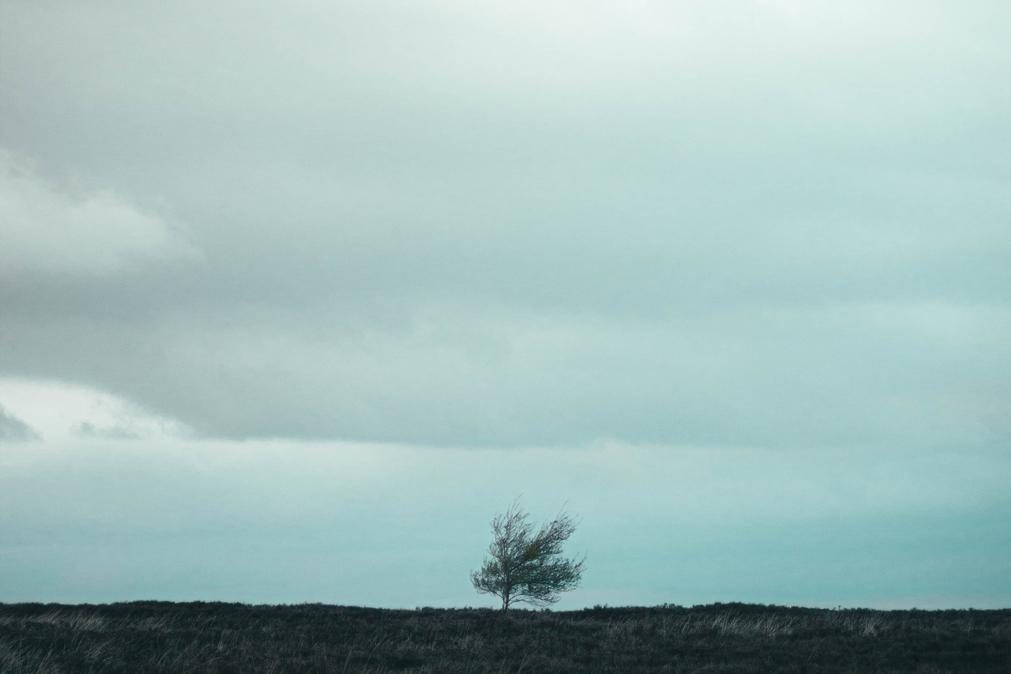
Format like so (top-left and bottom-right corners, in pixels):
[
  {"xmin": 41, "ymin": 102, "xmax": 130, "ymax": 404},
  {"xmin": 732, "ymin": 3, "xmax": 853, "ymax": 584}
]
[{"xmin": 1, "ymin": 0, "xmax": 1009, "ymax": 609}]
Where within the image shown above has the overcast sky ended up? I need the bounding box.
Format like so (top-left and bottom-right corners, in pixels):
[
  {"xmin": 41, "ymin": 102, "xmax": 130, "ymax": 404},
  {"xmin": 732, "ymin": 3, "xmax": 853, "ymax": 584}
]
[{"xmin": 1, "ymin": 0, "xmax": 1009, "ymax": 609}]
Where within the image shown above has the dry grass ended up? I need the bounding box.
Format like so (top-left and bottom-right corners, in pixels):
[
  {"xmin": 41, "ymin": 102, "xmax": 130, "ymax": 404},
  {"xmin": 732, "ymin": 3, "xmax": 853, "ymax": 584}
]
[{"xmin": 0, "ymin": 602, "xmax": 1008, "ymax": 673}]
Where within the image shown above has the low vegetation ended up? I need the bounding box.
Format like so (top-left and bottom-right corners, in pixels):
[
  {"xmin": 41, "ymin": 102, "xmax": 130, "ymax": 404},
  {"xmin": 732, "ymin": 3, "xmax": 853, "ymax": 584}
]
[{"xmin": 1, "ymin": 601, "xmax": 1008, "ymax": 672}]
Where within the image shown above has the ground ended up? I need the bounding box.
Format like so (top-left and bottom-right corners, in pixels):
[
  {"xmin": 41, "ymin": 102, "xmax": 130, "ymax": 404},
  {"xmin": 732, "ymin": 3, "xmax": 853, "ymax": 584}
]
[{"xmin": 1, "ymin": 602, "xmax": 1009, "ymax": 672}]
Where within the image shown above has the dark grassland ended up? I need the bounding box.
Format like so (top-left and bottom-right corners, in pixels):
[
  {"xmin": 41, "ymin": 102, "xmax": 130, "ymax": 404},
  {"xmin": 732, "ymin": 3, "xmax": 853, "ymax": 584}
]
[{"xmin": 1, "ymin": 602, "xmax": 1009, "ymax": 673}]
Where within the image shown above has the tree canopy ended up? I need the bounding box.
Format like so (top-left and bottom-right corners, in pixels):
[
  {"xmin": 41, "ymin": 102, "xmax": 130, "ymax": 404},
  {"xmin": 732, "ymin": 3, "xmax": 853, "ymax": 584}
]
[{"xmin": 471, "ymin": 502, "xmax": 584, "ymax": 609}]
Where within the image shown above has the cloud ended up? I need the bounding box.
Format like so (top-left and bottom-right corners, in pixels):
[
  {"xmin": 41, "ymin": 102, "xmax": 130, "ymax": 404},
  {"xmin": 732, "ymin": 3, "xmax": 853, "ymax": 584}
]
[
  {"xmin": 0, "ymin": 149, "xmax": 196, "ymax": 276},
  {"xmin": 0, "ymin": 404, "xmax": 38, "ymax": 442},
  {"xmin": 0, "ymin": 379, "xmax": 190, "ymax": 443},
  {"xmin": 0, "ymin": 1, "xmax": 1008, "ymax": 448}
]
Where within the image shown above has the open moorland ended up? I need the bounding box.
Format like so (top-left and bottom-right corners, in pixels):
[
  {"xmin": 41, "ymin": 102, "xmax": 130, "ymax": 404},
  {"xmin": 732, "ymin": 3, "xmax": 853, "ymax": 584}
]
[{"xmin": 1, "ymin": 602, "xmax": 1009, "ymax": 673}]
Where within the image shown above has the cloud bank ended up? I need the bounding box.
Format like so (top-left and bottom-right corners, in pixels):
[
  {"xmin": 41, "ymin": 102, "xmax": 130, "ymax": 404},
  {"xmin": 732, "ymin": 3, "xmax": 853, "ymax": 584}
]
[{"xmin": 0, "ymin": 0, "xmax": 1008, "ymax": 448}]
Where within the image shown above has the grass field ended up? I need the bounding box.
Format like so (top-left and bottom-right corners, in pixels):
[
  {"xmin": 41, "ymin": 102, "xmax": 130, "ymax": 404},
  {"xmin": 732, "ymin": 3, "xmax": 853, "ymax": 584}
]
[{"xmin": 1, "ymin": 602, "xmax": 1008, "ymax": 673}]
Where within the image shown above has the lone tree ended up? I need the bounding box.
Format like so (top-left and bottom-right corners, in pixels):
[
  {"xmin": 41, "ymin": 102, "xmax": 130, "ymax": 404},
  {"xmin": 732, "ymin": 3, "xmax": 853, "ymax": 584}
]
[{"xmin": 471, "ymin": 502, "xmax": 585, "ymax": 610}]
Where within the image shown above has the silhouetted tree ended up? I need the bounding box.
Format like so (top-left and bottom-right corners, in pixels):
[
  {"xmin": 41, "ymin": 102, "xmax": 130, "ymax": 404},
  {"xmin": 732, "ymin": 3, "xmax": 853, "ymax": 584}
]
[{"xmin": 471, "ymin": 502, "xmax": 584, "ymax": 610}]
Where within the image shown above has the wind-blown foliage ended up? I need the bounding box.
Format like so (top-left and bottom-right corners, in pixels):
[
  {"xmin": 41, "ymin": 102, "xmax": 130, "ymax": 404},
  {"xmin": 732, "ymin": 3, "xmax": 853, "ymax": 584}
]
[{"xmin": 471, "ymin": 503, "xmax": 584, "ymax": 609}]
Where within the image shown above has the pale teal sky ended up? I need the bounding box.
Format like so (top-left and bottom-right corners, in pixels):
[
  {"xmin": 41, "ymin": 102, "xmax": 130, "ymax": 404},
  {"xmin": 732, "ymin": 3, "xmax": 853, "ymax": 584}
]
[
  {"xmin": 0, "ymin": 0, "xmax": 1009, "ymax": 608},
  {"xmin": 2, "ymin": 440, "xmax": 1009, "ymax": 608}
]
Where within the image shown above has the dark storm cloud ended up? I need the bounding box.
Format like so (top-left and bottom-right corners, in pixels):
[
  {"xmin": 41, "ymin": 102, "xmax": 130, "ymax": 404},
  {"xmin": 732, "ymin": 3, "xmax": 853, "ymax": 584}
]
[{"xmin": 1, "ymin": 0, "xmax": 1009, "ymax": 447}]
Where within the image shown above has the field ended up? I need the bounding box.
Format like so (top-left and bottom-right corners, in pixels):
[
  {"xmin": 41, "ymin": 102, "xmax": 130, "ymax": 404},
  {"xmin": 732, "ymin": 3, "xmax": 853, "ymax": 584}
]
[{"xmin": 1, "ymin": 602, "xmax": 1009, "ymax": 673}]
